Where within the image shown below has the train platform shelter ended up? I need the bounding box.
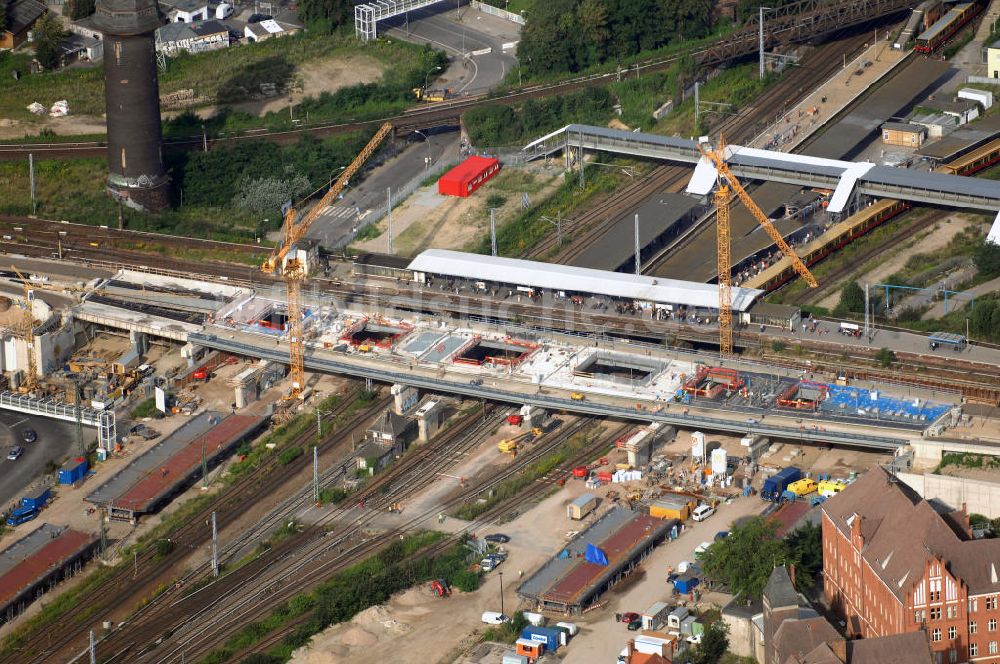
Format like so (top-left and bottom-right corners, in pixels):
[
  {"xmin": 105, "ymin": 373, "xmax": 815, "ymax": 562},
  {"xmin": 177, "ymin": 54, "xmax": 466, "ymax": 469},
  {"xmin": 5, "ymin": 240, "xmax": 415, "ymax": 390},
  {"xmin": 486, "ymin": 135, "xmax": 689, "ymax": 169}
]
[
  {"xmin": 407, "ymin": 249, "xmax": 763, "ymax": 313},
  {"xmin": 86, "ymin": 412, "xmax": 266, "ymax": 521},
  {"xmin": 517, "ymin": 507, "xmax": 673, "ymax": 614},
  {"xmin": 0, "ymin": 524, "xmax": 98, "ymax": 624}
]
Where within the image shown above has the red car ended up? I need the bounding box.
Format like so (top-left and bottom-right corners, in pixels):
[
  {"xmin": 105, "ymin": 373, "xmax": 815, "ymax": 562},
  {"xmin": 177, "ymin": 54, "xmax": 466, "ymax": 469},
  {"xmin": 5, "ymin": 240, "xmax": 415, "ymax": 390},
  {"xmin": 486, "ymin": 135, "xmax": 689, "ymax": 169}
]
[{"xmin": 619, "ymin": 612, "xmax": 640, "ymax": 624}]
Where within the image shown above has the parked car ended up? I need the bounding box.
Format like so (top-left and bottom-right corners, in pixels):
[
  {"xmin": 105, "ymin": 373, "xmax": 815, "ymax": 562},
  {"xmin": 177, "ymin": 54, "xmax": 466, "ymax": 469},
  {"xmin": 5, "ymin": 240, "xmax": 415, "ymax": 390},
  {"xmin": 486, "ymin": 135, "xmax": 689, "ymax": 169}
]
[
  {"xmin": 247, "ymin": 13, "xmax": 272, "ymax": 22},
  {"xmin": 714, "ymin": 531, "xmax": 730, "ymax": 541},
  {"xmin": 627, "ymin": 618, "xmax": 642, "ymax": 631},
  {"xmin": 7, "ymin": 446, "xmax": 23, "ymax": 461},
  {"xmin": 481, "ymin": 611, "xmax": 509, "ymax": 625},
  {"xmin": 21, "ymin": 429, "xmax": 36, "ymax": 444},
  {"xmin": 484, "ymin": 533, "xmax": 510, "ymax": 543},
  {"xmin": 619, "ymin": 612, "xmax": 640, "ymax": 624},
  {"xmin": 691, "ymin": 504, "xmax": 715, "ymax": 522}
]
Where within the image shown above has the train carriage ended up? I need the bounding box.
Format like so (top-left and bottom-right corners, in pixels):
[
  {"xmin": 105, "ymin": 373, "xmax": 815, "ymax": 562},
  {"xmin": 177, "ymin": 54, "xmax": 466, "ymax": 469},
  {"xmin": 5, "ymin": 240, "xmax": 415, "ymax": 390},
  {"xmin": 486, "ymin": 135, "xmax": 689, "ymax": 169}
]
[{"xmin": 915, "ymin": 2, "xmax": 980, "ymax": 53}]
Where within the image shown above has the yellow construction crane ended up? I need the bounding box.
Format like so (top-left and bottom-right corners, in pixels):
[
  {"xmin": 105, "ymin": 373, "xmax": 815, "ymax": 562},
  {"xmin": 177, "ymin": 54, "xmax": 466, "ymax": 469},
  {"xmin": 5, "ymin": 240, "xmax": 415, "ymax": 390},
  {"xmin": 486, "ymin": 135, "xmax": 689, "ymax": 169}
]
[
  {"xmin": 697, "ymin": 136, "xmax": 818, "ymax": 356},
  {"xmin": 262, "ymin": 122, "xmax": 393, "ymax": 397}
]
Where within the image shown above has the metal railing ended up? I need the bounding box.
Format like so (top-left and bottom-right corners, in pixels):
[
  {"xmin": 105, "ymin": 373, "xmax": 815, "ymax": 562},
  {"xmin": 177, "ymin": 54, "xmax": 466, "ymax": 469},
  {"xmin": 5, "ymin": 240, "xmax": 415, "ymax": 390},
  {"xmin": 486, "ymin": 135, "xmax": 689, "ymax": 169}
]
[
  {"xmin": 469, "ymin": 1, "xmax": 525, "ymax": 24},
  {"xmin": 0, "ymin": 391, "xmax": 116, "ymax": 446}
]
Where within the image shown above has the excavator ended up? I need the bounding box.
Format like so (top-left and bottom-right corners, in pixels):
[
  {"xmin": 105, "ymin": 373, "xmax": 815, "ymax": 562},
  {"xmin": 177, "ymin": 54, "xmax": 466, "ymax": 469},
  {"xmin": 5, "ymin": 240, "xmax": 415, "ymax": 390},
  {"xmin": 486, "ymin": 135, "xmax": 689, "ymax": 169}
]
[{"xmin": 498, "ymin": 427, "xmax": 542, "ymax": 455}]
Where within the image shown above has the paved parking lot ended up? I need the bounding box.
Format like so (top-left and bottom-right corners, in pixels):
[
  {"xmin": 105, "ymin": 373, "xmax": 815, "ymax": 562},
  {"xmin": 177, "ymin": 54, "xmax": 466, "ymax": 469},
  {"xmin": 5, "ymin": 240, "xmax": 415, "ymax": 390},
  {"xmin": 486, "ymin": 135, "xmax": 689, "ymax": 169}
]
[{"xmin": 0, "ymin": 412, "xmax": 82, "ymax": 511}]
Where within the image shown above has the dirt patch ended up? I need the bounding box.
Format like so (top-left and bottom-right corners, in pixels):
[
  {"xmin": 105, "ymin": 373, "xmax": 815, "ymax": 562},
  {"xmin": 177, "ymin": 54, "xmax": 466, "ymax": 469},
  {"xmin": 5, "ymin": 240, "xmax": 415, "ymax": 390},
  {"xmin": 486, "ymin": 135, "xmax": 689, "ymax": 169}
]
[
  {"xmin": 817, "ymin": 214, "xmax": 974, "ymax": 310},
  {"xmin": 352, "ymin": 165, "xmax": 564, "ymax": 257},
  {"xmin": 164, "ymin": 54, "xmax": 386, "ymax": 120},
  {"xmin": 0, "ymin": 115, "xmax": 108, "ymax": 140}
]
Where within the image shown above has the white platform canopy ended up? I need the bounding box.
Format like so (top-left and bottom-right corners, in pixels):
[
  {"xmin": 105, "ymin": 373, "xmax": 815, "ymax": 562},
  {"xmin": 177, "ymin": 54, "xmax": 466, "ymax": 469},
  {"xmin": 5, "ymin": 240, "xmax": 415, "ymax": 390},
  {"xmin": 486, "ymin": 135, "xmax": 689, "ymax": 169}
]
[{"xmin": 407, "ymin": 249, "xmax": 763, "ymax": 312}]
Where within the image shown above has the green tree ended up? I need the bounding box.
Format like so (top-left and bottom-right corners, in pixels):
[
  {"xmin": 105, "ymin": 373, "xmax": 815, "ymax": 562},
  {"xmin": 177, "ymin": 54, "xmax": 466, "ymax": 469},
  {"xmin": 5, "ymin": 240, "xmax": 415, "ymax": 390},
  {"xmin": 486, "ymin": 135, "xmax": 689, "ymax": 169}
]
[
  {"xmin": 876, "ymin": 347, "xmax": 895, "ymax": 368},
  {"xmin": 835, "ymin": 281, "xmax": 865, "ymax": 315},
  {"xmin": 698, "ymin": 517, "xmax": 788, "ymax": 601},
  {"xmin": 674, "ymin": 621, "xmax": 729, "ymax": 664},
  {"xmin": 786, "ymin": 522, "xmax": 822, "ymax": 593},
  {"xmin": 297, "ymin": 0, "xmax": 352, "ymax": 33},
  {"xmin": 971, "ymin": 299, "xmax": 1000, "ymax": 341},
  {"xmin": 64, "ymin": 0, "xmax": 96, "ymax": 20},
  {"xmin": 974, "ymin": 240, "xmax": 1000, "ymax": 279},
  {"xmin": 33, "ymin": 11, "xmax": 67, "ymax": 70}
]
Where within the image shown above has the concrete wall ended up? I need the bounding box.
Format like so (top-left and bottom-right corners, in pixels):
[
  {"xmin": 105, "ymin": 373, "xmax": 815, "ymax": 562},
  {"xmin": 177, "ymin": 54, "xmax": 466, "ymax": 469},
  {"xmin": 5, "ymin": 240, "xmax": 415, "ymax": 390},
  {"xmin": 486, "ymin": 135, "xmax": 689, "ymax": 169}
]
[{"xmin": 897, "ymin": 472, "xmax": 1000, "ymax": 518}]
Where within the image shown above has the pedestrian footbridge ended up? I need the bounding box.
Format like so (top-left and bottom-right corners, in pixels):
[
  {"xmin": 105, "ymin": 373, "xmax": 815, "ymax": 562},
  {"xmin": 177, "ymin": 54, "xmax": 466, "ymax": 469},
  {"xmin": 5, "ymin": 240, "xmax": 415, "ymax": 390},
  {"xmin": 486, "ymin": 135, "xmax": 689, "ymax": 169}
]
[{"xmin": 523, "ymin": 124, "xmax": 1000, "ymax": 227}]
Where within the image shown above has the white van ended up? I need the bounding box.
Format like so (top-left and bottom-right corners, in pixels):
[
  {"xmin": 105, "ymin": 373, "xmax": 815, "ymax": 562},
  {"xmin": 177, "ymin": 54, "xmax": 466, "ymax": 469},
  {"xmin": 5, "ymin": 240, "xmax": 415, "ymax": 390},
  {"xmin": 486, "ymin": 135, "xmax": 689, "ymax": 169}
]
[
  {"xmin": 691, "ymin": 504, "xmax": 715, "ymax": 522},
  {"xmin": 481, "ymin": 611, "xmax": 510, "ymax": 625}
]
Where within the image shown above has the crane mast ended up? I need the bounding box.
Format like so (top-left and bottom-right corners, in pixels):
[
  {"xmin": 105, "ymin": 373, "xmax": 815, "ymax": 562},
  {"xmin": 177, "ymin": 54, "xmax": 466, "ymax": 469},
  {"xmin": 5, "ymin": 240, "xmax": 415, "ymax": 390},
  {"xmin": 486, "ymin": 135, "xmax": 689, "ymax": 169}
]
[
  {"xmin": 697, "ymin": 136, "xmax": 818, "ymax": 356},
  {"xmin": 263, "ymin": 122, "xmax": 393, "ymax": 397}
]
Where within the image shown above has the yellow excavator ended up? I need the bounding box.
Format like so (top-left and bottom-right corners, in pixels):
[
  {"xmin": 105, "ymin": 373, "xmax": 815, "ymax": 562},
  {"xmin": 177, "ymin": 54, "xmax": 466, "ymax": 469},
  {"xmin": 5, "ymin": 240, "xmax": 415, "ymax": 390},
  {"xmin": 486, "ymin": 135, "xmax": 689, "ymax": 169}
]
[{"xmin": 498, "ymin": 427, "xmax": 542, "ymax": 455}]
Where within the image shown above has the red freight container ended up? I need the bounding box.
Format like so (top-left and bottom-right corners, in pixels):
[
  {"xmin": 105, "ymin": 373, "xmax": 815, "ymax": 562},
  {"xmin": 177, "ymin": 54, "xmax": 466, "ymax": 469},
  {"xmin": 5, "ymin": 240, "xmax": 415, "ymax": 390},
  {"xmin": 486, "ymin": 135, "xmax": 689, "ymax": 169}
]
[
  {"xmin": 438, "ymin": 156, "xmax": 501, "ymax": 197},
  {"xmin": 507, "ymin": 414, "xmax": 523, "ymax": 426}
]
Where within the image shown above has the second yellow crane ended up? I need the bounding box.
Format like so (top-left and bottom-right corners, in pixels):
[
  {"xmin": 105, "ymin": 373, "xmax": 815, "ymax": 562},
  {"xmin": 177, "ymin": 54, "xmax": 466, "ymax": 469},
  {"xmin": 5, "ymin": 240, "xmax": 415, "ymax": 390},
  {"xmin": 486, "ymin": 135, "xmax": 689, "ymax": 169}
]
[{"xmin": 696, "ymin": 136, "xmax": 818, "ymax": 355}]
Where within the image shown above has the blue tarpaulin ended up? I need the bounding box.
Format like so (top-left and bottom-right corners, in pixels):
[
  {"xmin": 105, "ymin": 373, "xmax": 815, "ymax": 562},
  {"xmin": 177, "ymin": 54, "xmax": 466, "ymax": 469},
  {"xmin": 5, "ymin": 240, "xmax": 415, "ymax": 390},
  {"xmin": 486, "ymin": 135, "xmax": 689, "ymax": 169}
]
[{"xmin": 585, "ymin": 543, "xmax": 609, "ymax": 566}]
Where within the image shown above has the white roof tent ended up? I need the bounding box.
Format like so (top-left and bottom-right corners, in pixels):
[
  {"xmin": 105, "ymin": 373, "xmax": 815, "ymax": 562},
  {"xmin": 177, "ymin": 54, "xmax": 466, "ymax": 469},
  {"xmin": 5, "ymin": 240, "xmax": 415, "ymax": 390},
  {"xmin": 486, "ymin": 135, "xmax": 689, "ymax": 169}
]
[{"xmin": 406, "ymin": 249, "xmax": 763, "ymax": 312}]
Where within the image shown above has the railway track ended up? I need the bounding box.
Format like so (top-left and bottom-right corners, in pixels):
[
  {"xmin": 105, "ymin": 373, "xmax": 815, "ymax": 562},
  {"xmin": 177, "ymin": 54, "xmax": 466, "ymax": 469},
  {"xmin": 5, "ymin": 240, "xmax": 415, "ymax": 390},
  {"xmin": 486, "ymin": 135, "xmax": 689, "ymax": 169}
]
[
  {"xmin": 104, "ymin": 406, "xmax": 526, "ymax": 663},
  {"xmin": 5, "ymin": 386, "xmax": 391, "ymax": 664},
  {"xmin": 223, "ymin": 418, "xmax": 625, "ymax": 663},
  {"xmin": 149, "ymin": 416, "xmax": 618, "ymax": 664},
  {"xmin": 4, "ymin": 226, "xmax": 997, "ymax": 398},
  {"xmin": 0, "ymin": 215, "xmax": 264, "ymax": 256},
  {"xmin": 539, "ymin": 33, "xmax": 871, "ymax": 269},
  {"xmin": 793, "ymin": 209, "xmax": 945, "ymax": 307},
  {"xmin": 0, "ymin": 1, "xmax": 906, "ymax": 162}
]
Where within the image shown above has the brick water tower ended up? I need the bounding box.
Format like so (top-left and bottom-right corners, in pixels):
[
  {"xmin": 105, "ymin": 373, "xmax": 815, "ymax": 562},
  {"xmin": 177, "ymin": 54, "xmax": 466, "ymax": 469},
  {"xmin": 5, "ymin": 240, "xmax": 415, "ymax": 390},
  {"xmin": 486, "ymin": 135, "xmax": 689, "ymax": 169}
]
[{"xmin": 93, "ymin": 0, "xmax": 169, "ymax": 213}]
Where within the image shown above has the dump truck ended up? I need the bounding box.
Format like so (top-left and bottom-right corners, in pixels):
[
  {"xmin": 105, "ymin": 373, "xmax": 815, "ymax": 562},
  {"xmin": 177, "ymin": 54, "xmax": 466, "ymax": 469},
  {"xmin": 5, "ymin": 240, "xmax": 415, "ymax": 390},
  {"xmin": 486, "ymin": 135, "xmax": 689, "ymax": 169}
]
[{"xmin": 761, "ymin": 467, "xmax": 802, "ymax": 501}]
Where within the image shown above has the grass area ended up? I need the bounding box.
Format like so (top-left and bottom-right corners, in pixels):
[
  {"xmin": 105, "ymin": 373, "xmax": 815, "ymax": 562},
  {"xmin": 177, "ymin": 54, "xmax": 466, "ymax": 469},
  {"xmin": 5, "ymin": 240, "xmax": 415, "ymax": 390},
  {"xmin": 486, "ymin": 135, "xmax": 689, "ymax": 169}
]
[
  {"xmin": 935, "ymin": 452, "xmax": 1000, "ymax": 473},
  {"xmin": 199, "ymin": 533, "xmax": 478, "ymax": 664},
  {"xmin": 475, "ymin": 159, "xmax": 650, "ymax": 258},
  {"xmin": 885, "ymin": 219, "xmax": 987, "ymax": 288},
  {"xmin": 0, "ymin": 157, "xmax": 263, "ymax": 241},
  {"xmin": 130, "ymin": 398, "xmax": 161, "ymax": 420},
  {"xmin": 450, "ymin": 424, "xmax": 606, "ymax": 521},
  {"xmin": 653, "ymin": 63, "xmax": 772, "ymax": 137},
  {"xmin": 480, "ymin": 0, "xmax": 534, "ymax": 14},
  {"xmin": 0, "ymin": 33, "xmax": 438, "ymax": 129},
  {"xmin": 766, "ymin": 211, "xmax": 933, "ymax": 305}
]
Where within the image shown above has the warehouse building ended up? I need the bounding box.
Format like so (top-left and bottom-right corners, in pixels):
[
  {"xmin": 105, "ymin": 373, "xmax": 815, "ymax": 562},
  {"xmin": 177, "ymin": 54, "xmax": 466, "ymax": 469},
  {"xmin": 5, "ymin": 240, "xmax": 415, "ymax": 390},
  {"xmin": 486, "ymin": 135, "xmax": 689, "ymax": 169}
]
[{"xmin": 518, "ymin": 507, "xmax": 673, "ymax": 613}]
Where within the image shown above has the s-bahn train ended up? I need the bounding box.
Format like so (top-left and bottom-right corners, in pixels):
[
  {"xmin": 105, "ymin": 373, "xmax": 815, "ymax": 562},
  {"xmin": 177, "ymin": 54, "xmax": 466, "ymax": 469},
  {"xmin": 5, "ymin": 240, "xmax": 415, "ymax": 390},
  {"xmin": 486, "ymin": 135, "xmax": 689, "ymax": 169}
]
[{"xmin": 915, "ymin": 2, "xmax": 981, "ymax": 53}]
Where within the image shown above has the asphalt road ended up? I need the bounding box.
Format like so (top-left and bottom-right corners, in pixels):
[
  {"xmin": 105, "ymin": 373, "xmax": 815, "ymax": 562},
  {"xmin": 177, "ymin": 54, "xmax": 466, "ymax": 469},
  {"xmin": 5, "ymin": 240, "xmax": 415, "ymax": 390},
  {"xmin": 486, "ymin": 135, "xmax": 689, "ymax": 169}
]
[
  {"xmin": 0, "ymin": 412, "xmax": 83, "ymax": 513},
  {"xmin": 305, "ymin": 129, "xmax": 462, "ymax": 249},
  {"xmin": 383, "ymin": 4, "xmax": 520, "ymax": 95}
]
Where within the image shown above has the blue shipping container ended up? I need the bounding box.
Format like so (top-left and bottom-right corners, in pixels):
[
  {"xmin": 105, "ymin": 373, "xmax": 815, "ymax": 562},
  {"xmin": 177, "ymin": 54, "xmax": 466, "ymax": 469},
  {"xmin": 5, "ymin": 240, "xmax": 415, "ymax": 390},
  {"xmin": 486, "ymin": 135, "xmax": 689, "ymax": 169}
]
[
  {"xmin": 521, "ymin": 626, "xmax": 564, "ymax": 650},
  {"xmin": 762, "ymin": 467, "xmax": 801, "ymax": 501},
  {"xmin": 21, "ymin": 487, "xmax": 51, "ymax": 510},
  {"xmin": 59, "ymin": 458, "xmax": 88, "ymax": 485}
]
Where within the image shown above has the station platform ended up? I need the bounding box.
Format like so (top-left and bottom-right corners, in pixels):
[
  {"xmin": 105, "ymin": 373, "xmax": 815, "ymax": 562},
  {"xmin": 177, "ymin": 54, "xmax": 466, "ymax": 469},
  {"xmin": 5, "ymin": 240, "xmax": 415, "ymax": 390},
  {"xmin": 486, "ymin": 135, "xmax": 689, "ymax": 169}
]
[
  {"xmin": 0, "ymin": 524, "xmax": 98, "ymax": 623},
  {"xmin": 569, "ymin": 193, "xmax": 700, "ymax": 272},
  {"xmin": 518, "ymin": 507, "xmax": 673, "ymax": 613},
  {"xmin": 86, "ymin": 412, "xmax": 266, "ymax": 519}
]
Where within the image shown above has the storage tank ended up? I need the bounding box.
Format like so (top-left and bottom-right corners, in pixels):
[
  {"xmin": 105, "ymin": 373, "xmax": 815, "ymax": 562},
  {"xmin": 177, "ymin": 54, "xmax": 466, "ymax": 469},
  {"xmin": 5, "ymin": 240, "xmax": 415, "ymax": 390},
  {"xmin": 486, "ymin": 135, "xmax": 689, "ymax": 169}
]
[
  {"xmin": 691, "ymin": 430, "xmax": 705, "ymax": 461},
  {"xmin": 711, "ymin": 448, "xmax": 728, "ymax": 476}
]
